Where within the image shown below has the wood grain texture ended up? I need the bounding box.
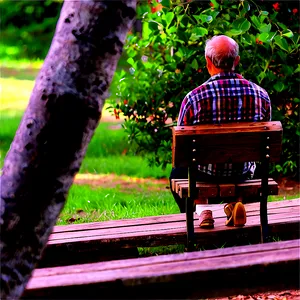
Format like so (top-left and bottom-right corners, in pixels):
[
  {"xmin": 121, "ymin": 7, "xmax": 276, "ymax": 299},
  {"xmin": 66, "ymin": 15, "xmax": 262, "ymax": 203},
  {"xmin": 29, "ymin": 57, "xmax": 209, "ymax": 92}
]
[
  {"xmin": 37, "ymin": 199, "xmax": 300, "ymax": 267},
  {"xmin": 171, "ymin": 178, "xmax": 279, "ymax": 199},
  {"xmin": 24, "ymin": 239, "xmax": 300, "ymax": 299},
  {"xmin": 172, "ymin": 121, "xmax": 282, "ymax": 167}
]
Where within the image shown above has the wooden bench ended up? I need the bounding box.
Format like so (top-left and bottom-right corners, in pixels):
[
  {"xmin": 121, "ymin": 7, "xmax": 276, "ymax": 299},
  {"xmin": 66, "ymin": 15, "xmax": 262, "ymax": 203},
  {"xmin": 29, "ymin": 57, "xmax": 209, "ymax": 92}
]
[
  {"xmin": 38, "ymin": 199, "xmax": 300, "ymax": 267},
  {"xmin": 24, "ymin": 239, "xmax": 300, "ymax": 299},
  {"xmin": 172, "ymin": 121, "xmax": 283, "ymax": 250}
]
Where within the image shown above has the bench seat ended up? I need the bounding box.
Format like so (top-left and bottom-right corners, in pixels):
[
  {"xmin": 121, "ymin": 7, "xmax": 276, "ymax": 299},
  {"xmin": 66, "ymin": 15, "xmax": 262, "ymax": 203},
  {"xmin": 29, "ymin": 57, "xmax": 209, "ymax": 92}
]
[
  {"xmin": 39, "ymin": 199, "xmax": 300, "ymax": 267},
  {"xmin": 24, "ymin": 239, "xmax": 300, "ymax": 299},
  {"xmin": 171, "ymin": 178, "xmax": 279, "ymax": 200}
]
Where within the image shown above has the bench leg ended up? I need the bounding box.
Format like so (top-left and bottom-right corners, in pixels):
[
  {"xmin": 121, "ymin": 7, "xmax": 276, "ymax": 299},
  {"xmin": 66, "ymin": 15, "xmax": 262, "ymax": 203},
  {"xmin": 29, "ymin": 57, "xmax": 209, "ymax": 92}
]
[
  {"xmin": 185, "ymin": 197, "xmax": 195, "ymax": 252},
  {"xmin": 260, "ymin": 135, "xmax": 271, "ymax": 243}
]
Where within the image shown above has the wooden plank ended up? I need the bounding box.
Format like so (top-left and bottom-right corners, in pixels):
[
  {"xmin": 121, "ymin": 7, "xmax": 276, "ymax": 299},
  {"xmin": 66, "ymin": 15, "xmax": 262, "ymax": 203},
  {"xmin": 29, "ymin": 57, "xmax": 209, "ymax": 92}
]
[
  {"xmin": 37, "ymin": 200, "xmax": 300, "ymax": 268},
  {"xmin": 178, "ymin": 179, "xmax": 278, "ymax": 198},
  {"xmin": 24, "ymin": 240, "xmax": 300, "ymax": 299},
  {"xmin": 50, "ymin": 199, "xmax": 299, "ymax": 235},
  {"xmin": 172, "ymin": 121, "xmax": 282, "ymax": 167},
  {"xmin": 49, "ymin": 202, "xmax": 299, "ymax": 243}
]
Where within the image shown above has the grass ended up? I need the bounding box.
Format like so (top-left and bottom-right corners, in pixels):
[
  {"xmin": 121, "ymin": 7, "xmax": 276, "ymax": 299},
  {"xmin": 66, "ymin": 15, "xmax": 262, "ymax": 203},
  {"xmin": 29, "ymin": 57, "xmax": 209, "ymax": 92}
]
[{"xmin": 58, "ymin": 184, "xmax": 177, "ymax": 225}]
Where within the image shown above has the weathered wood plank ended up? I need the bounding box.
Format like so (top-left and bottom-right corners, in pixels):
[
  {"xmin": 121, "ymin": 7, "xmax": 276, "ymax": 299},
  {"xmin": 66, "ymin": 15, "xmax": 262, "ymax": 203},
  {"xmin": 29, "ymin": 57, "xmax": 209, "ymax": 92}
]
[
  {"xmin": 37, "ymin": 200, "xmax": 300, "ymax": 268},
  {"xmin": 24, "ymin": 239, "xmax": 300, "ymax": 299},
  {"xmin": 173, "ymin": 178, "xmax": 279, "ymax": 199},
  {"xmin": 172, "ymin": 122, "xmax": 282, "ymax": 167},
  {"xmin": 49, "ymin": 205, "xmax": 298, "ymax": 242},
  {"xmin": 49, "ymin": 199, "xmax": 299, "ymax": 238},
  {"xmin": 49, "ymin": 200, "xmax": 299, "ymax": 242}
]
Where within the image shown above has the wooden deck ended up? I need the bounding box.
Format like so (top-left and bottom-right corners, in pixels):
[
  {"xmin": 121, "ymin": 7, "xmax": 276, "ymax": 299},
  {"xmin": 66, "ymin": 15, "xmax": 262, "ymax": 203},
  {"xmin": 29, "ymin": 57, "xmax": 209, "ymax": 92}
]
[{"xmin": 39, "ymin": 199, "xmax": 300, "ymax": 267}]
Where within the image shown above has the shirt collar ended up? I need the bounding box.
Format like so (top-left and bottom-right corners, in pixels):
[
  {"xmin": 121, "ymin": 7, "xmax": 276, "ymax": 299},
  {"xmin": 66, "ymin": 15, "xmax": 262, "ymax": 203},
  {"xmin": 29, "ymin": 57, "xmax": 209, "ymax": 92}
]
[{"xmin": 205, "ymin": 72, "xmax": 244, "ymax": 84}]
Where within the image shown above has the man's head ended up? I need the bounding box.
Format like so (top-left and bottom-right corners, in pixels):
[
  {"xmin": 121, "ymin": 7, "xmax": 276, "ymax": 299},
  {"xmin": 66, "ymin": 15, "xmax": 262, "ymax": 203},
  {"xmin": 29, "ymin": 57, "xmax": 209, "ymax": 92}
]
[{"xmin": 205, "ymin": 35, "xmax": 240, "ymax": 76}]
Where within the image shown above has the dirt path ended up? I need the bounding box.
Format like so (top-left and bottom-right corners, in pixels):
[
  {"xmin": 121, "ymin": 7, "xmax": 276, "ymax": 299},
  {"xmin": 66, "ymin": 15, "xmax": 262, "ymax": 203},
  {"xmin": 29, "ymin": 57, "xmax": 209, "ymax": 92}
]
[{"xmin": 74, "ymin": 173, "xmax": 299, "ymax": 198}]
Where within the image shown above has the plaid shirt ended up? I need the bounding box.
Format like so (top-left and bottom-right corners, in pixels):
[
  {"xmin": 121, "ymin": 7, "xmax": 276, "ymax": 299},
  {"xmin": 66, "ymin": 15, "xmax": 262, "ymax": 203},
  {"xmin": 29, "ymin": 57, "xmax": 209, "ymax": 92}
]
[{"xmin": 178, "ymin": 72, "xmax": 271, "ymax": 177}]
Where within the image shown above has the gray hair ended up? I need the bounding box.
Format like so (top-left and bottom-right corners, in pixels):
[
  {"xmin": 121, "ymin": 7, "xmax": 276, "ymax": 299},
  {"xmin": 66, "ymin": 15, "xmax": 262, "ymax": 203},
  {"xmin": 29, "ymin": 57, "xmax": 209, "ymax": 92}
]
[{"xmin": 205, "ymin": 35, "xmax": 239, "ymax": 70}]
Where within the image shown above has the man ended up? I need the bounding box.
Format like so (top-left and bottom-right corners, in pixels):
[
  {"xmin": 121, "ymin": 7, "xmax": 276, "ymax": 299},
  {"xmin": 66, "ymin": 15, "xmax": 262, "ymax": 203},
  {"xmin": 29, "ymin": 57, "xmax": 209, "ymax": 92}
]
[{"xmin": 170, "ymin": 35, "xmax": 271, "ymax": 227}]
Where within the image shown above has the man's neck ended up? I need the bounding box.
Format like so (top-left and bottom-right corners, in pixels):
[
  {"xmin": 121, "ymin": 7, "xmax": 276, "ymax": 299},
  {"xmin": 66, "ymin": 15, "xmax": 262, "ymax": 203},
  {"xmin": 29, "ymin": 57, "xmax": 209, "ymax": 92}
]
[{"xmin": 210, "ymin": 70, "xmax": 234, "ymax": 76}]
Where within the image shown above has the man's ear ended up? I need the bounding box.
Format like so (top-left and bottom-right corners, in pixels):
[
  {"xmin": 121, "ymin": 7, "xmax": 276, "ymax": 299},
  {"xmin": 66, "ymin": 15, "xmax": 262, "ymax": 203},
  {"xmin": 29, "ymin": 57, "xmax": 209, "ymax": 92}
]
[
  {"xmin": 206, "ymin": 56, "xmax": 213, "ymax": 69},
  {"xmin": 234, "ymin": 55, "xmax": 240, "ymax": 67}
]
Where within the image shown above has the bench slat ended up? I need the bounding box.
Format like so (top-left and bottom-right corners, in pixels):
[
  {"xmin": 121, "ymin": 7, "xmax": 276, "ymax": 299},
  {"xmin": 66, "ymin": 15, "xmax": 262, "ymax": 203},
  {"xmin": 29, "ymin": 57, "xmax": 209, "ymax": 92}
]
[
  {"xmin": 171, "ymin": 178, "xmax": 279, "ymax": 199},
  {"xmin": 172, "ymin": 121, "xmax": 282, "ymax": 167}
]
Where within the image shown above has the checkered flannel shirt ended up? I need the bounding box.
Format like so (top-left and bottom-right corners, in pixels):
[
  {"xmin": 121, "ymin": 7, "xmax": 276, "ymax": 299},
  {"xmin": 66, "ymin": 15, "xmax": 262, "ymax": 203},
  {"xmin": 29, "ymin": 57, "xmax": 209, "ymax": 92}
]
[{"xmin": 177, "ymin": 72, "xmax": 272, "ymax": 178}]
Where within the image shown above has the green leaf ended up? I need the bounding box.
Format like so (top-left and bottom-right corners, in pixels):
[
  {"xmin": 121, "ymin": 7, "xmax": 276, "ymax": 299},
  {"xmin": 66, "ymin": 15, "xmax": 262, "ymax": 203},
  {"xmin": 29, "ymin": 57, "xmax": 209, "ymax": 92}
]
[
  {"xmin": 148, "ymin": 21, "xmax": 159, "ymax": 31},
  {"xmin": 227, "ymin": 29, "xmax": 243, "ymax": 36},
  {"xmin": 232, "ymin": 18, "xmax": 251, "ymax": 32},
  {"xmin": 274, "ymin": 36, "xmax": 289, "ymax": 52},
  {"xmin": 277, "ymin": 22, "xmax": 287, "ymax": 30},
  {"xmin": 260, "ymin": 11, "xmax": 269, "ymax": 16},
  {"xmin": 282, "ymin": 29, "xmax": 293, "ymax": 38},
  {"xmin": 258, "ymin": 71, "xmax": 266, "ymax": 83},
  {"xmin": 191, "ymin": 58, "xmax": 198, "ymax": 70},
  {"xmin": 294, "ymin": 65, "xmax": 300, "ymax": 73},
  {"xmin": 195, "ymin": 14, "xmax": 213, "ymax": 24},
  {"xmin": 166, "ymin": 26, "xmax": 177, "ymax": 34},
  {"xmin": 232, "ymin": 18, "xmax": 245, "ymax": 30},
  {"xmin": 267, "ymin": 31, "xmax": 276, "ymax": 42},
  {"xmin": 192, "ymin": 27, "xmax": 208, "ymax": 37},
  {"xmin": 250, "ymin": 15, "xmax": 260, "ymax": 28},
  {"xmin": 240, "ymin": 20, "xmax": 251, "ymax": 32},
  {"xmin": 165, "ymin": 12, "xmax": 174, "ymax": 26},
  {"xmin": 161, "ymin": 0, "xmax": 170, "ymax": 8},
  {"xmin": 258, "ymin": 23, "xmax": 271, "ymax": 33},
  {"xmin": 258, "ymin": 32, "xmax": 270, "ymax": 43},
  {"xmin": 127, "ymin": 57, "xmax": 136, "ymax": 68},
  {"xmin": 241, "ymin": 33, "xmax": 252, "ymax": 45},
  {"xmin": 274, "ymin": 81, "xmax": 285, "ymax": 92}
]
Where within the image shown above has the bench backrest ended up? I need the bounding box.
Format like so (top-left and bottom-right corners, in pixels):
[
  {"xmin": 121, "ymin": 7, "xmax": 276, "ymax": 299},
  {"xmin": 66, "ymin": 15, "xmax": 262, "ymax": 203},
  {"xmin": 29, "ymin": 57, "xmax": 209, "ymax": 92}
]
[{"xmin": 172, "ymin": 121, "xmax": 282, "ymax": 168}]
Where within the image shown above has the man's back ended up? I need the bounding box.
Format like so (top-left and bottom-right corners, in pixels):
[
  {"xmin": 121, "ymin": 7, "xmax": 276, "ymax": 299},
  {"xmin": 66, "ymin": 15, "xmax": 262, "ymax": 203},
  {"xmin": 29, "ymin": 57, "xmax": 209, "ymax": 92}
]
[
  {"xmin": 178, "ymin": 72, "xmax": 271, "ymax": 126},
  {"xmin": 177, "ymin": 72, "xmax": 271, "ymax": 178}
]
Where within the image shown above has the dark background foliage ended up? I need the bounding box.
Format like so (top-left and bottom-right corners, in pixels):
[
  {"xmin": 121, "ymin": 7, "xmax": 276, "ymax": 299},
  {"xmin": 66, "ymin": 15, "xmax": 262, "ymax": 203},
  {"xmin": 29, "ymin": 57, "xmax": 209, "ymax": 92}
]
[{"xmin": 0, "ymin": 0, "xmax": 62, "ymax": 59}]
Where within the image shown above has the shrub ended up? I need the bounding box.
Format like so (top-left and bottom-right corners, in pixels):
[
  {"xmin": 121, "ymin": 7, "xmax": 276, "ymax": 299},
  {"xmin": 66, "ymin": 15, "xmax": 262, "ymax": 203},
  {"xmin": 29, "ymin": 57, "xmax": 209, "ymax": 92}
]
[{"xmin": 110, "ymin": 0, "xmax": 299, "ymax": 177}]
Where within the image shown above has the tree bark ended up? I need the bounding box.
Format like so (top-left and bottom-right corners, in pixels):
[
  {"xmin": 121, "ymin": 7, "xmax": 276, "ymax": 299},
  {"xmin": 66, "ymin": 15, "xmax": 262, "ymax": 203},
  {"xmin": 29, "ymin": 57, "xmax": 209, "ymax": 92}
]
[{"xmin": 0, "ymin": 1, "xmax": 136, "ymax": 298}]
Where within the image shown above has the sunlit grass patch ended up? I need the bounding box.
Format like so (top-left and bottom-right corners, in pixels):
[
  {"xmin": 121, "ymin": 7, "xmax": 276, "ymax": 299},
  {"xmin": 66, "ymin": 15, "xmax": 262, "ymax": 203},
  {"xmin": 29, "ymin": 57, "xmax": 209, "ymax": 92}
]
[
  {"xmin": 0, "ymin": 77, "xmax": 34, "ymax": 111},
  {"xmin": 57, "ymin": 184, "xmax": 177, "ymax": 225}
]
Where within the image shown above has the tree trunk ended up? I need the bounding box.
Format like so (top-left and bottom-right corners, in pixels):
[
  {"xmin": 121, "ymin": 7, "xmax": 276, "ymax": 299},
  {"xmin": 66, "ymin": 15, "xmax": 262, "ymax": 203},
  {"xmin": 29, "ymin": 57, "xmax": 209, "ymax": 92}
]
[{"xmin": 0, "ymin": 1, "xmax": 136, "ymax": 298}]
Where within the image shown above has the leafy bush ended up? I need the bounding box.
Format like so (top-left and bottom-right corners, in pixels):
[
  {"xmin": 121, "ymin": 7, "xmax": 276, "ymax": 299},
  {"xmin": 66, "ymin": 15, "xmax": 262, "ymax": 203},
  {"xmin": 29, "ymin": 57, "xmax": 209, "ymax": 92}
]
[{"xmin": 110, "ymin": 0, "xmax": 299, "ymax": 177}]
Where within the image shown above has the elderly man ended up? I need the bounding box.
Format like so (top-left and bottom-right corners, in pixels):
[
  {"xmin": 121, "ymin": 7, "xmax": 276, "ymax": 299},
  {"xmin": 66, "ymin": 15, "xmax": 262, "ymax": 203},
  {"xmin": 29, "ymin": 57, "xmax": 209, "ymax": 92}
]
[{"xmin": 170, "ymin": 35, "xmax": 271, "ymax": 228}]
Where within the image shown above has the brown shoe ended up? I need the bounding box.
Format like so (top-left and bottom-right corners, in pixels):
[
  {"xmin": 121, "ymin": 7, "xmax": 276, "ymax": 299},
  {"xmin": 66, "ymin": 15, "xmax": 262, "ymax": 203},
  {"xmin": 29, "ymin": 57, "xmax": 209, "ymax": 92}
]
[
  {"xmin": 224, "ymin": 202, "xmax": 236, "ymax": 226},
  {"xmin": 232, "ymin": 202, "xmax": 246, "ymax": 227},
  {"xmin": 224, "ymin": 202, "xmax": 246, "ymax": 227},
  {"xmin": 199, "ymin": 210, "xmax": 214, "ymax": 229}
]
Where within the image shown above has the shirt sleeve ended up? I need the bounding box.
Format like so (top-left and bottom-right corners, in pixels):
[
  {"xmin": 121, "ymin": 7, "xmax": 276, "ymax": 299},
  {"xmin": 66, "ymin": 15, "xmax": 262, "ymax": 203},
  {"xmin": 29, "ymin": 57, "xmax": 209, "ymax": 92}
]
[
  {"xmin": 177, "ymin": 96, "xmax": 194, "ymax": 126},
  {"xmin": 263, "ymin": 91, "xmax": 272, "ymax": 121}
]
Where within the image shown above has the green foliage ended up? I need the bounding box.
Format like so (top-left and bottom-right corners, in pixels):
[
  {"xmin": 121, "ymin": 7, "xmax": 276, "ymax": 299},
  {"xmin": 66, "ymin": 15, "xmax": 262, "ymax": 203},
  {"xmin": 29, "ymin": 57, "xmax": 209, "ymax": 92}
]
[
  {"xmin": 111, "ymin": 0, "xmax": 300, "ymax": 177},
  {"xmin": 0, "ymin": 0, "xmax": 62, "ymax": 59}
]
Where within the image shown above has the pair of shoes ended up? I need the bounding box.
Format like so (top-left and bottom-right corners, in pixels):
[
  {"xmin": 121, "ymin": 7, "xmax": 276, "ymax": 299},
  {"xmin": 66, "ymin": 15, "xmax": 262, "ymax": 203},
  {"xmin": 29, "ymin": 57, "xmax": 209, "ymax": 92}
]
[
  {"xmin": 199, "ymin": 210, "xmax": 214, "ymax": 229},
  {"xmin": 224, "ymin": 202, "xmax": 246, "ymax": 227}
]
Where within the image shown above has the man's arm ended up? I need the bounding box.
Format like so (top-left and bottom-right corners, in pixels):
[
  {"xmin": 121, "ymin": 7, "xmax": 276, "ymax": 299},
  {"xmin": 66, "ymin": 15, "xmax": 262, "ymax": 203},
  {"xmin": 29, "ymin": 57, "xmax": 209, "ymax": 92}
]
[{"xmin": 177, "ymin": 96, "xmax": 194, "ymax": 126}]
